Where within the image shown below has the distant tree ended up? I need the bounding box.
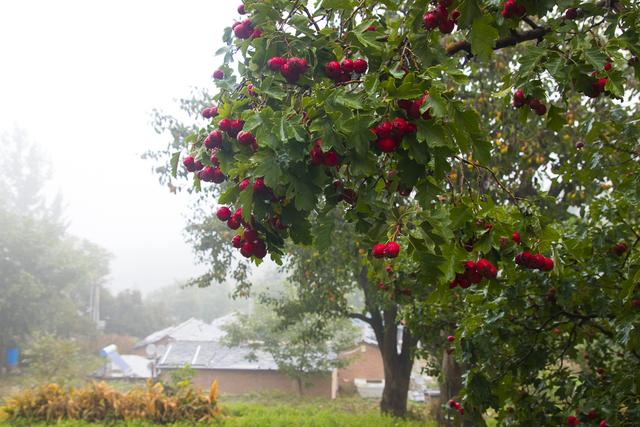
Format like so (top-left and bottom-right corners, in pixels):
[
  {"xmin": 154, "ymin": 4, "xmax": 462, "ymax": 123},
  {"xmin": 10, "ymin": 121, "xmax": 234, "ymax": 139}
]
[
  {"xmin": 100, "ymin": 289, "xmax": 169, "ymax": 338},
  {"xmin": 0, "ymin": 132, "xmax": 111, "ymax": 369}
]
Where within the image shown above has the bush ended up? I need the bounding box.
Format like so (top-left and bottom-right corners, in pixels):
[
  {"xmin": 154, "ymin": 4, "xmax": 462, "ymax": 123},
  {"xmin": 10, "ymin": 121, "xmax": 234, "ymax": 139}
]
[{"xmin": 1, "ymin": 381, "xmax": 221, "ymax": 424}]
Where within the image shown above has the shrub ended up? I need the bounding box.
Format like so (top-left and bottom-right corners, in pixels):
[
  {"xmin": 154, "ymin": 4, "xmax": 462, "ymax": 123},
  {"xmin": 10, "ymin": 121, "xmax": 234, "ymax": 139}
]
[{"xmin": 1, "ymin": 381, "xmax": 221, "ymax": 424}]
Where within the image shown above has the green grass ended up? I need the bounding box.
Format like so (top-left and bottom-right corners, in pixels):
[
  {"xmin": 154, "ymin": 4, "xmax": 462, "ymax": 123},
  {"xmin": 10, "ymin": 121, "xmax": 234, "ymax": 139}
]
[{"xmin": 1, "ymin": 393, "xmax": 435, "ymax": 427}]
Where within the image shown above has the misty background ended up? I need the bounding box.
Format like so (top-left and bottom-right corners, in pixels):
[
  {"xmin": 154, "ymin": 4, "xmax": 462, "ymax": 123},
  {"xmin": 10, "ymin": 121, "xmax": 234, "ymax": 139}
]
[{"xmin": 0, "ymin": 0, "xmax": 264, "ymax": 295}]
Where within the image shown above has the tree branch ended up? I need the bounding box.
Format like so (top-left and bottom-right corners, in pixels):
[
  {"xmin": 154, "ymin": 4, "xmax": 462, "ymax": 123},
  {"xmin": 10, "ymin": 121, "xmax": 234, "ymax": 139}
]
[
  {"xmin": 447, "ymin": 27, "xmax": 550, "ymax": 57},
  {"xmin": 348, "ymin": 312, "xmax": 373, "ymax": 325}
]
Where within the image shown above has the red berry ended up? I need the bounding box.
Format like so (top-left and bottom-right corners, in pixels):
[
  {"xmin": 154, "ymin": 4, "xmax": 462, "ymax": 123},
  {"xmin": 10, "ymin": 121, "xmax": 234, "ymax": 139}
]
[
  {"xmin": 512, "ymin": 231, "xmax": 521, "ymax": 244},
  {"xmin": 564, "ymin": 8, "xmax": 578, "ymax": 20},
  {"xmin": 423, "ymin": 12, "xmax": 440, "ymax": 30},
  {"xmin": 599, "ymin": 421, "xmax": 607, "ymax": 427},
  {"xmin": 253, "ymin": 177, "xmax": 266, "ymax": 193},
  {"xmin": 384, "ymin": 241, "xmax": 400, "ymax": 258},
  {"xmin": 377, "ymin": 138, "xmax": 398, "ymax": 153},
  {"xmin": 244, "ymin": 228, "xmax": 258, "ymax": 243},
  {"xmin": 226, "ymin": 119, "xmax": 244, "ymax": 138},
  {"xmin": 267, "ymin": 56, "xmax": 287, "ymax": 71},
  {"xmin": 566, "ymin": 415, "xmax": 578, "ymax": 426},
  {"xmin": 323, "ymin": 149, "xmax": 339, "ymax": 167},
  {"xmin": 213, "ymin": 69, "xmax": 224, "ymax": 79},
  {"xmin": 240, "ymin": 241, "xmax": 254, "ymax": 258},
  {"xmin": 218, "ymin": 118, "xmax": 232, "ymax": 132},
  {"xmin": 576, "ymin": 141, "xmax": 585, "ymax": 149},
  {"xmin": 252, "ymin": 240, "xmax": 267, "ymax": 259},
  {"xmin": 366, "ymin": 25, "xmax": 376, "ymax": 31},
  {"xmin": 205, "ymin": 130, "xmax": 223, "ymax": 149},
  {"xmin": 451, "ymin": 9, "xmax": 460, "ymax": 20},
  {"xmin": 202, "ymin": 107, "xmax": 218, "ymax": 119},
  {"xmin": 542, "ymin": 257, "xmax": 554, "ymax": 272},
  {"xmin": 237, "ymin": 4, "xmax": 246, "ymax": 14},
  {"xmin": 239, "ymin": 178, "xmax": 250, "ymax": 191},
  {"xmin": 588, "ymin": 410, "xmax": 598, "ymax": 420},
  {"xmin": 280, "ymin": 63, "xmax": 301, "ymax": 83},
  {"xmin": 353, "ymin": 58, "xmax": 368, "ymax": 74},
  {"xmin": 476, "ymin": 258, "xmax": 492, "ymax": 275},
  {"xmin": 446, "ymin": 348, "xmax": 454, "ymax": 355},
  {"xmin": 447, "ymin": 335, "xmax": 455, "ymax": 342},
  {"xmin": 372, "ymin": 243, "xmax": 386, "ymax": 259},
  {"xmin": 232, "ymin": 235, "xmax": 243, "ymax": 248},
  {"xmin": 227, "ymin": 217, "xmax": 241, "ymax": 230},
  {"xmin": 288, "ymin": 57, "xmax": 308, "ymax": 74},
  {"xmin": 604, "ymin": 62, "xmax": 612, "ymax": 71},
  {"xmin": 183, "ymin": 156, "xmax": 198, "ymax": 172},
  {"xmin": 485, "ymin": 265, "xmax": 498, "ymax": 279},
  {"xmin": 234, "ymin": 22, "xmax": 253, "ymax": 39},
  {"xmin": 439, "ymin": 19, "xmax": 455, "ymax": 34},
  {"xmin": 448, "ymin": 399, "xmax": 456, "ymax": 408},
  {"xmin": 464, "ymin": 260, "xmax": 477, "ymax": 271},
  {"xmin": 237, "ymin": 131, "xmax": 256, "ymax": 145},
  {"xmin": 632, "ymin": 299, "xmax": 640, "ymax": 309},
  {"xmin": 217, "ymin": 206, "xmax": 231, "ymax": 221},
  {"xmin": 325, "ymin": 61, "xmax": 342, "ymax": 79},
  {"xmin": 341, "ymin": 59, "xmax": 355, "ymax": 73}
]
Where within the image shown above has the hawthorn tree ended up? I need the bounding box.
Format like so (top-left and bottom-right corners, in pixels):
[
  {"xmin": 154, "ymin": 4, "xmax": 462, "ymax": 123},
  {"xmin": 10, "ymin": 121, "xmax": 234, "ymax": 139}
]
[{"xmin": 153, "ymin": 0, "xmax": 640, "ymax": 423}]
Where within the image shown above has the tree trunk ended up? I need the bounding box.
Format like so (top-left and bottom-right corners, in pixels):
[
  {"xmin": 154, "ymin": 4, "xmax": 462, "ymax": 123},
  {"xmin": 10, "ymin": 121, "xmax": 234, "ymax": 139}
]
[
  {"xmin": 296, "ymin": 377, "xmax": 303, "ymax": 396},
  {"xmin": 438, "ymin": 350, "xmax": 476, "ymax": 427},
  {"xmin": 354, "ymin": 267, "xmax": 417, "ymax": 418},
  {"xmin": 379, "ymin": 354, "xmax": 413, "ymax": 417}
]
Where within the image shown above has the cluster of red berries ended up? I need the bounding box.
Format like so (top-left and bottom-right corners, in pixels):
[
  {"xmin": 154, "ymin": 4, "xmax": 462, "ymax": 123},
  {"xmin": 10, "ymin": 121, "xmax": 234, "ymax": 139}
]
[
  {"xmin": 325, "ymin": 58, "xmax": 368, "ymax": 83},
  {"xmin": 232, "ymin": 19, "xmax": 261, "ymax": 39},
  {"xmin": 450, "ymin": 259, "xmax": 497, "ymax": 289},
  {"xmin": 218, "ymin": 118, "xmax": 245, "ymax": 138},
  {"xmin": 501, "ymin": 0, "xmax": 525, "ymax": 19},
  {"xmin": 398, "ymin": 93, "xmax": 431, "ymax": 120},
  {"xmin": 512, "ymin": 90, "xmax": 547, "ymax": 116},
  {"xmin": 217, "ymin": 206, "xmax": 268, "ymax": 259},
  {"xmin": 309, "ymin": 139, "xmax": 340, "ymax": 167},
  {"xmin": 566, "ymin": 415, "xmax": 607, "ymax": 426},
  {"xmin": 423, "ymin": 0, "xmax": 459, "ymax": 34},
  {"xmin": 448, "ymin": 399, "xmax": 464, "ymax": 416},
  {"xmin": 202, "ymin": 106, "xmax": 218, "ymax": 119},
  {"xmin": 198, "ymin": 165, "xmax": 225, "ymax": 183},
  {"xmin": 183, "ymin": 156, "xmax": 203, "ymax": 173},
  {"xmin": 371, "ymin": 118, "xmax": 417, "ymax": 153},
  {"xmin": 515, "ymin": 251, "xmax": 554, "ymax": 271},
  {"xmin": 267, "ymin": 56, "xmax": 308, "ymax": 83},
  {"xmin": 239, "ymin": 177, "xmax": 273, "ymax": 199},
  {"xmin": 612, "ymin": 241, "xmax": 628, "ymax": 256},
  {"xmin": 372, "ymin": 242, "xmax": 401, "ymax": 259}
]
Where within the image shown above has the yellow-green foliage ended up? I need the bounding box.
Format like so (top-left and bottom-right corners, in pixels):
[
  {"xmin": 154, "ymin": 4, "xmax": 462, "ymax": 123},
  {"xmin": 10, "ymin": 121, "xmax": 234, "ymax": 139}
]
[{"xmin": 1, "ymin": 381, "xmax": 220, "ymax": 424}]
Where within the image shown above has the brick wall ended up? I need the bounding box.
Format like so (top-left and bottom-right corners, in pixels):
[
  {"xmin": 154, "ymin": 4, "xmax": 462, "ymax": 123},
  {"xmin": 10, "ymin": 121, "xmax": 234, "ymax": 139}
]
[
  {"xmin": 160, "ymin": 368, "xmax": 335, "ymax": 398},
  {"xmin": 337, "ymin": 343, "xmax": 385, "ymax": 392}
]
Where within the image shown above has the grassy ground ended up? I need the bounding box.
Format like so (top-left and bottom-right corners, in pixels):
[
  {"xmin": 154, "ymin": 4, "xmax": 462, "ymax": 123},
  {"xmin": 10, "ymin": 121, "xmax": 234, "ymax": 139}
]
[{"xmin": 0, "ymin": 392, "xmax": 435, "ymax": 426}]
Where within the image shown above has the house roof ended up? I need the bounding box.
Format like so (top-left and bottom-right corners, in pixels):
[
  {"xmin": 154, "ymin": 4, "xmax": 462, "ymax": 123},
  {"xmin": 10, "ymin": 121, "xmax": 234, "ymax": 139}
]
[
  {"xmin": 135, "ymin": 314, "xmax": 239, "ymax": 349},
  {"xmin": 157, "ymin": 340, "xmax": 279, "ymax": 371}
]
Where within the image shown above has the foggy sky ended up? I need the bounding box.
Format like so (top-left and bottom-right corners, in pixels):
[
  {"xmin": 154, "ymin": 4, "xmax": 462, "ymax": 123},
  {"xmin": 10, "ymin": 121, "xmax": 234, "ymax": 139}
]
[{"xmin": 0, "ymin": 1, "xmax": 240, "ymax": 293}]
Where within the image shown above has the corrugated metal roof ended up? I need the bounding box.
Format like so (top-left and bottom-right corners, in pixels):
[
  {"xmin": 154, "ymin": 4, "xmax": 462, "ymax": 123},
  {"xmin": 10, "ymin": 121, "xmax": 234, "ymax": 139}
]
[
  {"xmin": 157, "ymin": 341, "xmax": 279, "ymax": 370},
  {"xmin": 93, "ymin": 354, "xmax": 153, "ymax": 379},
  {"xmin": 135, "ymin": 314, "xmax": 239, "ymax": 348}
]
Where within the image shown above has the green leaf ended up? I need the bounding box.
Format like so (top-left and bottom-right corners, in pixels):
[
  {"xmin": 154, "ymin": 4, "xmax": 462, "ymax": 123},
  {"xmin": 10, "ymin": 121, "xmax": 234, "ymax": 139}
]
[
  {"xmin": 238, "ymin": 184, "xmax": 254, "ymax": 223},
  {"xmin": 335, "ymin": 93, "xmax": 363, "ymax": 109},
  {"xmin": 583, "ymin": 47, "xmax": 608, "ymax": 70},
  {"xmin": 170, "ymin": 152, "xmax": 180, "ymax": 178},
  {"xmin": 425, "ymin": 91, "xmax": 448, "ymax": 117},
  {"xmin": 470, "ymin": 16, "xmax": 499, "ymax": 61},
  {"xmin": 518, "ymin": 47, "xmax": 545, "ymax": 76}
]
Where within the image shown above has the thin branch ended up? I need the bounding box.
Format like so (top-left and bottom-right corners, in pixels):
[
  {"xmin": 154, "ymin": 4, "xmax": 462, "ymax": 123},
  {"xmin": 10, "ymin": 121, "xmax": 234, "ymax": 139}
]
[{"xmin": 454, "ymin": 156, "xmax": 523, "ymax": 202}]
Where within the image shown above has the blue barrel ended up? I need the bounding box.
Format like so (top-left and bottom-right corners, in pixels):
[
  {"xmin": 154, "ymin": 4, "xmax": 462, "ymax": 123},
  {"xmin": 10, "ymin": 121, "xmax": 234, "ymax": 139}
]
[{"xmin": 6, "ymin": 348, "xmax": 19, "ymax": 366}]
